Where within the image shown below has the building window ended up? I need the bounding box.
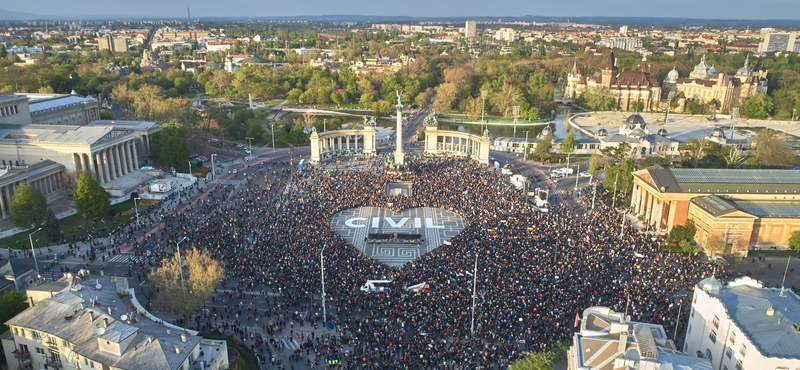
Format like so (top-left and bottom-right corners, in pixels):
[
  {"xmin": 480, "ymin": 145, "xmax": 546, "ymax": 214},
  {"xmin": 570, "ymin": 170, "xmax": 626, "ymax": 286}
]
[
  {"xmin": 726, "ymin": 347, "xmax": 733, "ymax": 359},
  {"xmin": 706, "ymin": 349, "xmax": 713, "ymax": 362},
  {"xmin": 729, "ymin": 332, "xmax": 736, "ymax": 345},
  {"xmin": 735, "ymin": 361, "xmax": 743, "ymax": 370},
  {"xmin": 688, "ymin": 324, "xmax": 692, "ymax": 334},
  {"xmin": 32, "ymin": 331, "xmax": 40, "ymax": 339},
  {"xmin": 709, "ymin": 330, "xmax": 717, "ymax": 343},
  {"xmin": 35, "ymin": 347, "xmax": 45, "ymax": 355},
  {"xmin": 724, "ymin": 366, "xmax": 729, "ymax": 370},
  {"xmin": 712, "ymin": 315, "xmax": 720, "ymax": 329},
  {"xmin": 739, "ymin": 344, "xmax": 746, "ymax": 357}
]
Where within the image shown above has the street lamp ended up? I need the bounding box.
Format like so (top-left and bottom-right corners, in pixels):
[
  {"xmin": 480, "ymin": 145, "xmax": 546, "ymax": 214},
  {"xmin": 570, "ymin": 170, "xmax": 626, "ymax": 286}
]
[
  {"xmin": 246, "ymin": 137, "xmax": 254, "ymax": 160},
  {"xmin": 481, "ymin": 90, "xmax": 488, "ymax": 129},
  {"xmin": 188, "ymin": 161, "xmax": 192, "ymax": 177},
  {"xmin": 793, "ymin": 108, "xmax": 796, "ymax": 121},
  {"xmin": 176, "ymin": 236, "xmax": 188, "ymax": 297},
  {"xmin": 270, "ymin": 124, "xmax": 275, "ymax": 153},
  {"xmin": 133, "ymin": 197, "xmax": 141, "ymax": 227},
  {"xmin": 470, "ymin": 251, "xmax": 478, "ymax": 337},
  {"xmin": 211, "ymin": 154, "xmax": 217, "ymax": 181},
  {"xmin": 29, "ymin": 228, "xmax": 43, "ymax": 278},
  {"xmin": 320, "ymin": 244, "xmax": 329, "ymax": 326},
  {"xmin": 524, "ymin": 130, "xmax": 530, "ymax": 161},
  {"xmin": 574, "ymin": 164, "xmax": 580, "ymax": 190},
  {"xmin": 324, "ymin": 118, "xmax": 327, "ymax": 132}
]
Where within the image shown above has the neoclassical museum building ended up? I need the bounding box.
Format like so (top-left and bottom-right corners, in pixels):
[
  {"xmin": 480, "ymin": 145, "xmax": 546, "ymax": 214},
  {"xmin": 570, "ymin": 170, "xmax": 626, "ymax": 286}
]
[{"xmin": 0, "ymin": 93, "xmax": 160, "ymax": 219}]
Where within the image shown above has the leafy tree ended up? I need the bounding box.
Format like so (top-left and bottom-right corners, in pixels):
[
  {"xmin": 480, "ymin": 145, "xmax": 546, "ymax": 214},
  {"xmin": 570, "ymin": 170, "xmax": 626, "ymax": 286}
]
[
  {"xmin": 149, "ymin": 248, "xmax": 225, "ymax": 323},
  {"xmin": 754, "ymin": 128, "xmax": 795, "ymax": 168},
  {"xmin": 0, "ymin": 291, "xmax": 26, "ymax": 333},
  {"xmin": 665, "ymin": 220, "xmax": 697, "ymax": 247},
  {"xmin": 490, "ymin": 82, "xmax": 523, "ymax": 118},
  {"xmin": 43, "ymin": 208, "xmax": 62, "ymax": 242},
  {"xmin": 789, "ymin": 230, "xmax": 800, "ymax": 250},
  {"xmin": 559, "ymin": 131, "xmax": 579, "ymax": 163},
  {"xmin": 587, "ymin": 153, "xmax": 605, "ymax": 176},
  {"xmin": 73, "ymin": 173, "xmax": 110, "ymax": 217},
  {"xmin": 640, "ymin": 155, "xmax": 670, "ymax": 168},
  {"xmin": 10, "ymin": 183, "xmax": 48, "ymax": 230},
  {"xmin": 579, "ymin": 86, "xmax": 614, "ymax": 111},
  {"xmin": 533, "ymin": 136, "xmax": 553, "ymax": 161},
  {"xmin": 682, "ymin": 138, "xmax": 709, "ymax": 168},
  {"xmin": 630, "ymin": 100, "xmax": 644, "ymax": 112},
  {"xmin": 685, "ymin": 101, "xmax": 705, "ymax": 115},
  {"xmin": 508, "ymin": 350, "xmax": 553, "ymax": 370},
  {"xmin": 603, "ymin": 159, "xmax": 636, "ymax": 196},
  {"xmin": 741, "ymin": 93, "xmax": 774, "ymax": 119},
  {"xmin": 150, "ymin": 121, "xmax": 191, "ymax": 168},
  {"xmin": 722, "ymin": 146, "xmax": 744, "ymax": 168}
]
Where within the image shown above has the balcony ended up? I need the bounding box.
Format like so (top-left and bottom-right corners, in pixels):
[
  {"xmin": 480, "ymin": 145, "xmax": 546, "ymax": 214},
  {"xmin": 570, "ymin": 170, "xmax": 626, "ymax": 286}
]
[
  {"xmin": 46, "ymin": 358, "xmax": 62, "ymax": 368},
  {"xmin": 12, "ymin": 351, "xmax": 30, "ymax": 360}
]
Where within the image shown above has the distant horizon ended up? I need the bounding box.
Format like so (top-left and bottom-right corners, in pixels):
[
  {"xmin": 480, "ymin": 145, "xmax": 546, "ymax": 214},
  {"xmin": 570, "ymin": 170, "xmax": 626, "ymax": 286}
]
[{"xmin": 2, "ymin": 0, "xmax": 800, "ymax": 23}]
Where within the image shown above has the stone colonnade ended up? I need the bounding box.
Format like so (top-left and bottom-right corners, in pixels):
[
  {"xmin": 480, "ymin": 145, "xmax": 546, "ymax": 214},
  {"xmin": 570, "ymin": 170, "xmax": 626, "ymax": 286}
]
[
  {"xmin": 72, "ymin": 139, "xmax": 139, "ymax": 185},
  {"xmin": 424, "ymin": 125, "xmax": 490, "ymax": 165},
  {"xmin": 310, "ymin": 127, "xmax": 377, "ymax": 162}
]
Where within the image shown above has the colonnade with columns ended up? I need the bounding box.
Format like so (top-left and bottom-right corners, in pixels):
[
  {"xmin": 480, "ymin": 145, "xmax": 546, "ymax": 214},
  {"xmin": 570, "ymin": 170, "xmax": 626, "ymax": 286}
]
[
  {"xmin": 29, "ymin": 173, "xmax": 63, "ymax": 197},
  {"xmin": 310, "ymin": 127, "xmax": 376, "ymax": 162},
  {"xmin": 631, "ymin": 182, "xmax": 672, "ymax": 231},
  {"xmin": 72, "ymin": 139, "xmax": 139, "ymax": 185},
  {"xmin": 0, "ymin": 180, "xmax": 23, "ymax": 218},
  {"xmin": 424, "ymin": 126, "xmax": 490, "ymax": 165}
]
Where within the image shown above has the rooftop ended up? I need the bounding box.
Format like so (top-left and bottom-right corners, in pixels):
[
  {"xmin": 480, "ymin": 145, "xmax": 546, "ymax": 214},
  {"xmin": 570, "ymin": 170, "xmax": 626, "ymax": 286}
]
[
  {"xmin": 25, "ymin": 94, "xmax": 98, "ymax": 113},
  {"xmin": 643, "ymin": 168, "xmax": 800, "ymax": 194},
  {"xmin": 4, "ymin": 276, "xmax": 202, "ymax": 370},
  {"xmin": 703, "ymin": 277, "xmax": 800, "ymax": 359}
]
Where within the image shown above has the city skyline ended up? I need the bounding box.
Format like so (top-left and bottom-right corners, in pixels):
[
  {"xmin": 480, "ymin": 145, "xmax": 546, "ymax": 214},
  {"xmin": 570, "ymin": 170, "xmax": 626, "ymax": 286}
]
[{"xmin": 2, "ymin": 0, "xmax": 800, "ymax": 21}]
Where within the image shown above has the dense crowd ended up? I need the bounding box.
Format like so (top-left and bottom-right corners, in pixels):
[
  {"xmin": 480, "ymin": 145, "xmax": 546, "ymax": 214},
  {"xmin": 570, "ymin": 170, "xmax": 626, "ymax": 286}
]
[{"xmin": 118, "ymin": 156, "xmax": 716, "ymax": 369}]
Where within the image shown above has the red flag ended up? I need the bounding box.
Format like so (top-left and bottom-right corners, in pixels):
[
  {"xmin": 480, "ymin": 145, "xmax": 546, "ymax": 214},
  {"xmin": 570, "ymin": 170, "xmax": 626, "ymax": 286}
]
[{"xmin": 574, "ymin": 312, "xmax": 581, "ymax": 328}]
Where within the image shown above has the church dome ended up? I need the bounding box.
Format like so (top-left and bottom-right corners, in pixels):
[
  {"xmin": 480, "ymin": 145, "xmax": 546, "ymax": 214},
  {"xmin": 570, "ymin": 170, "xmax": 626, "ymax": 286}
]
[
  {"xmin": 626, "ymin": 113, "xmax": 646, "ymax": 128},
  {"xmin": 665, "ymin": 67, "xmax": 679, "ymax": 82},
  {"xmin": 709, "ymin": 65, "xmax": 718, "ymax": 74},
  {"xmin": 597, "ymin": 128, "xmax": 608, "ymax": 137},
  {"xmin": 657, "ymin": 128, "xmax": 668, "ymax": 136},
  {"xmin": 736, "ymin": 66, "xmax": 753, "ymax": 77}
]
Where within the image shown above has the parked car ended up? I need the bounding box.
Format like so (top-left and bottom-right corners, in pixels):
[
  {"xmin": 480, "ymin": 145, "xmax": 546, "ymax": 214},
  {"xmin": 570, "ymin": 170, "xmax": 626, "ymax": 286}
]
[{"xmin": 579, "ymin": 171, "xmax": 591, "ymax": 177}]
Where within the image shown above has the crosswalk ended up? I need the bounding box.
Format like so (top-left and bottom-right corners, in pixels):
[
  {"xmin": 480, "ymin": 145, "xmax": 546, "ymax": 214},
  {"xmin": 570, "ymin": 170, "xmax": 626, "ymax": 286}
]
[
  {"xmin": 108, "ymin": 252, "xmax": 135, "ymax": 263},
  {"xmin": 281, "ymin": 338, "xmax": 301, "ymax": 350},
  {"xmin": 219, "ymin": 160, "xmax": 242, "ymax": 167}
]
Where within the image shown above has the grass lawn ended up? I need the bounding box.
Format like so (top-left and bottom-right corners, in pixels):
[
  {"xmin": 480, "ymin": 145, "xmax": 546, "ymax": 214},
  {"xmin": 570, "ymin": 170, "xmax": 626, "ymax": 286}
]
[
  {"xmin": 0, "ymin": 200, "xmax": 142, "ymax": 250},
  {"xmin": 747, "ymin": 250, "xmax": 798, "ymax": 258}
]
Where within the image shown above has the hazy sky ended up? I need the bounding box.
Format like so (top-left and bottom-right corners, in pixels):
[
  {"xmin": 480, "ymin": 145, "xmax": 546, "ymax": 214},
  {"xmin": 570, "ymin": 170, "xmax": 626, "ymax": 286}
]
[{"xmin": 4, "ymin": 0, "xmax": 800, "ymax": 19}]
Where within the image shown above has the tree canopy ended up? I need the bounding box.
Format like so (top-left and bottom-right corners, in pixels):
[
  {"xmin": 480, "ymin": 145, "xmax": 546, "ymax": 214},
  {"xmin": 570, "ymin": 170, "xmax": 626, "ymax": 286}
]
[
  {"xmin": 754, "ymin": 128, "xmax": 795, "ymax": 168},
  {"xmin": 0, "ymin": 291, "xmax": 26, "ymax": 333},
  {"xmin": 73, "ymin": 173, "xmax": 110, "ymax": 217},
  {"xmin": 149, "ymin": 248, "xmax": 225, "ymax": 322},
  {"xmin": 10, "ymin": 183, "xmax": 48, "ymax": 230}
]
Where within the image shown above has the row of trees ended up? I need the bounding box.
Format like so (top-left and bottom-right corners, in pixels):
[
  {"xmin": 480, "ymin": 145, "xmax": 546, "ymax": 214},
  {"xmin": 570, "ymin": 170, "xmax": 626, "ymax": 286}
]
[{"xmin": 9, "ymin": 173, "xmax": 111, "ymax": 243}]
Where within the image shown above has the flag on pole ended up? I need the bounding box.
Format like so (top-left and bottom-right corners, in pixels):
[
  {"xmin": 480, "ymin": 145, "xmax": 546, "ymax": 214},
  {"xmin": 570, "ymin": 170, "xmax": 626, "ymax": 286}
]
[{"xmin": 574, "ymin": 312, "xmax": 581, "ymax": 328}]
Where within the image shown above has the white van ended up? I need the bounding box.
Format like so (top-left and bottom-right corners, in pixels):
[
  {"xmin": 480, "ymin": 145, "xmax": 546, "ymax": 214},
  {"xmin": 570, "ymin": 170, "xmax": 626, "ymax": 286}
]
[
  {"xmin": 360, "ymin": 280, "xmax": 392, "ymax": 293},
  {"xmin": 555, "ymin": 167, "xmax": 574, "ymax": 175}
]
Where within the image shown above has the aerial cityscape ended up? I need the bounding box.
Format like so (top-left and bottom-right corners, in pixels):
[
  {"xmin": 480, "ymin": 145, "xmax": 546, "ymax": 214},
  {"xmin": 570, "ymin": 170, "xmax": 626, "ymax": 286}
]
[{"xmin": 0, "ymin": 5, "xmax": 799, "ymax": 370}]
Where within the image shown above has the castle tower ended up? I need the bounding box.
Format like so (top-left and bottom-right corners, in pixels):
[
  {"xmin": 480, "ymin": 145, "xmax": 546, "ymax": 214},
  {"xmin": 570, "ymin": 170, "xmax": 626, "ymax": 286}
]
[{"xmin": 601, "ymin": 51, "xmax": 617, "ymax": 90}]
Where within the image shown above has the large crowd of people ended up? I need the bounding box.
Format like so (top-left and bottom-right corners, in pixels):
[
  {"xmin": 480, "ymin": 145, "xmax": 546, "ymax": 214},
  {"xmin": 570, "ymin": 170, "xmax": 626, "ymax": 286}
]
[{"xmin": 114, "ymin": 155, "xmax": 718, "ymax": 369}]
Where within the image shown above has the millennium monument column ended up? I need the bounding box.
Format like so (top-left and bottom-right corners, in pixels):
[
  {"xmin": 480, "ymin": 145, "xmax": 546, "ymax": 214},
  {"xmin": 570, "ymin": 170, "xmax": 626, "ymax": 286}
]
[{"xmin": 394, "ymin": 90, "xmax": 405, "ymax": 165}]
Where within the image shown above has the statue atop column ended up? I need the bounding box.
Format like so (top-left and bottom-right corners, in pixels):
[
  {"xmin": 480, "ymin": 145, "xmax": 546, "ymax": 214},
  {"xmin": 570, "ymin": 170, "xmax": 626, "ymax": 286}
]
[
  {"xmin": 395, "ymin": 91, "xmax": 403, "ymax": 112},
  {"xmin": 394, "ymin": 90, "xmax": 405, "ymax": 164}
]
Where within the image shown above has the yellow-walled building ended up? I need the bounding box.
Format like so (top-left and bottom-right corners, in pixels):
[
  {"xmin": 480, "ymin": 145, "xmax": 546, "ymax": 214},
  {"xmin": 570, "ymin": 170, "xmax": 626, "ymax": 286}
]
[{"xmin": 631, "ymin": 168, "xmax": 800, "ymax": 255}]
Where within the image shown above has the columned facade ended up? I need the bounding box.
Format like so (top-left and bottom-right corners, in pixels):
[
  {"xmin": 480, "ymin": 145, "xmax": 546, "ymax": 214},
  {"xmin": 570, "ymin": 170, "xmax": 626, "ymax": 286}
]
[
  {"xmin": 423, "ymin": 125, "xmax": 490, "ymax": 165},
  {"xmin": 310, "ymin": 126, "xmax": 377, "ymax": 163}
]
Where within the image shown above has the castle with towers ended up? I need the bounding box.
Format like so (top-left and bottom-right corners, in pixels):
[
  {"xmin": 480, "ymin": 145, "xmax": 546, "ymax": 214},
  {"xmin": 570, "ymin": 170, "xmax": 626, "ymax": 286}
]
[{"xmin": 566, "ymin": 52, "xmax": 768, "ymax": 113}]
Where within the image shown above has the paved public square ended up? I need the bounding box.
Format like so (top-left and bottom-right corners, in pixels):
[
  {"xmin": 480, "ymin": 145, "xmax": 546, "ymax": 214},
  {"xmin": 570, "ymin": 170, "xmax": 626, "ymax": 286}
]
[{"xmin": 330, "ymin": 206, "xmax": 465, "ymax": 266}]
